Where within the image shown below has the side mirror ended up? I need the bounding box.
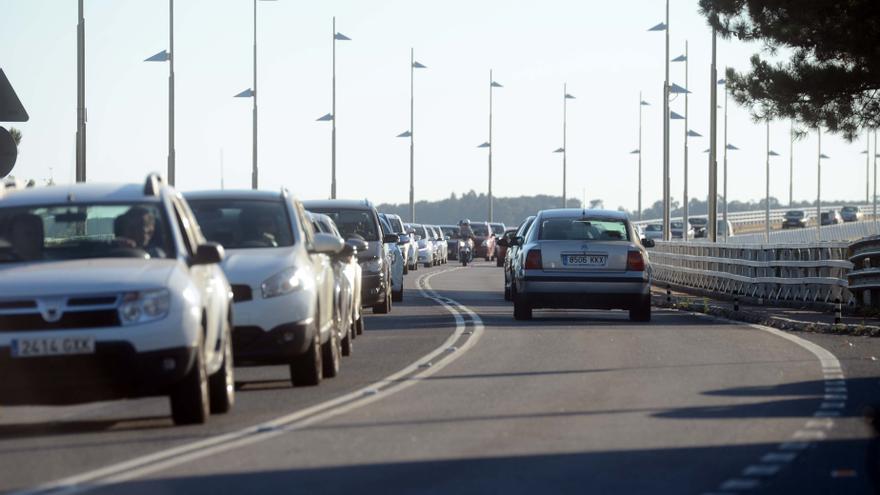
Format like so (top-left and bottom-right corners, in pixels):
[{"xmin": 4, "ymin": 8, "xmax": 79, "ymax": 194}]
[
  {"xmin": 338, "ymin": 243, "xmax": 356, "ymax": 258},
  {"xmin": 642, "ymin": 238, "xmax": 655, "ymax": 248},
  {"xmin": 383, "ymin": 233, "xmax": 400, "ymax": 244},
  {"xmin": 512, "ymin": 236, "xmax": 524, "ymax": 247},
  {"xmin": 193, "ymin": 242, "xmax": 224, "ymax": 265},
  {"xmin": 397, "ymin": 234, "xmax": 410, "ymax": 244},
  {"xmin": 346, "ymin": 238, "xmax": 368, "ymax": 253},
  {"xmin": 497, "ymin": 238, "xmax": 509, "ymax": 248},
  {"xmin": 310, "ymin": 233, "xmax": 344, "ymax": 255}
]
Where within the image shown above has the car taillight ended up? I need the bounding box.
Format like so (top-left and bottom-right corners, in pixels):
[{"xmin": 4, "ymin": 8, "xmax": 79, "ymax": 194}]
[
  {"xmin": 626, "ymin": 251, "xmax": 645, "ymax": 271},
  {"xmin": 524, "ymin": 249, "xmax": 542, "ymax": 270}
]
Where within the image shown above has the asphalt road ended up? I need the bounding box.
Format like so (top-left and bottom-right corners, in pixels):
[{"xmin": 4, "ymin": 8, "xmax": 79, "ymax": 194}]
[{"xmin": 0, "ymin": 262, "xmax": 877, "ymax": 494}]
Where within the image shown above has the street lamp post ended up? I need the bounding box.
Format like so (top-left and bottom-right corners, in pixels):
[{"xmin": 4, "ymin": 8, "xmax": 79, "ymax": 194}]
[
  {"xmin": 144, "ymin": 0, "xmax": 175, "ymax": 185},
  {"xmin": 789, "ymin": 120, "xmax": 795, "ymax": 207},
  {"xmin": 487, "ymin": 71, "xmax": 502, "ymax": 222},
  {"xmin": 648, "ymin": 2, "xmax": 670, "ymax": 240},
  {"xmin": 555, "ymin": 85, "xmax": 575, "ymax": 208},
  {"xmin": 234, "ymin": 0, "xmax": 276, "ymax": 190},
  {"xmin": 708, "ymin": 28, "xmax": 718, "ymax": 242},
  {"xmin": 397, "ymin": 50, "xmax": 426, "ymax": 222},
  {"xmin": 816, "ymin": 128, "xmax": 830, "ymax": 241},
  {"xmin": 672, "ymin": 44, "xmax": 695, "ymax": 241},
  {"xmin": 635, "ymin": 95, "xmax": 650, "ymax": 220},
  {"xmin": 76, "ymin": 0, "xmax": 86, "ymax": 182},
  {"xmin": 328, "ymin": 18, "xmax": 351, "ymax": 199},
  {"xmin": 765, "ymin": 119, "xmax": 780, "ymax": 242}
]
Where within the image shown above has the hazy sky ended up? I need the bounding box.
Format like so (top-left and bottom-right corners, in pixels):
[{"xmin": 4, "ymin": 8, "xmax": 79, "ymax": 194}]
[{"xmin": 2, "ymin": 0, "xmax": 873, "ymax": 212}]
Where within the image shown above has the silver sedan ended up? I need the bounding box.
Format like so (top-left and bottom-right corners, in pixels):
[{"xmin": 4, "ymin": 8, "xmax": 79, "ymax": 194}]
[{"xmin": 510, "ymin": 209, "xmax": 653, "ymax": 322}]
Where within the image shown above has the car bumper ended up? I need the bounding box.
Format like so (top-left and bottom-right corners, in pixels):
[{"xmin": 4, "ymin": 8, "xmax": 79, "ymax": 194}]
[
  {"xmin": 474, "ymin": 245, "xmax": 491, "ymax": 257},
  {"xmin": 232, "ymin": 319, "xmax": 315, "ymax": 365},
  {"xmin": 519, "ymin": 274, "xmax": 650, "ymax": 310},
  {"xmin": 0, "ymin": 343, "xmax": 196, "ymax": 405},
  {"xmin": 361, "ymin": 272, "xmax": 386, "ymax": 306},
  {"xmin": 418, "ymin": 249, "xmax": 433, "ymax": 263}
]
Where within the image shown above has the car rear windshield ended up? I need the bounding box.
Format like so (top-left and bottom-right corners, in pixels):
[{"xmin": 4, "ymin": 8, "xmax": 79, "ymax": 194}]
[
  {"xmin": 0, "ymin": 203, "xmax": 174, "ymax": 262},
  {"xmin": 388, "ymin": 216, "xmax": 405, "ymax": 233},
  {"xmin": 306, "ymin": 208, "xmax": 379, "ymax": 242},
  {"xmin": 490, "ymin": 224, "xmax": 505, "ymax": 235},
  {"xmin": 442, "ymin": 226, "xmax": 460, "ymax": 238},
  {"xmin": 538, "ymin": 217, "xmax": 630, "ymax": 241},
  {"xmin": 842, "ymin": 206, "xmax": 858, "ymax": 212},
  {"xmin": 472, "ymin": 224, "xmax": 489, "ymax": 236},
  {"xmin": 188, "ymin": 199, "xmax": 294, "ymax": 249},
  {"xmin": 645, "ymin": 224, "xmax": 662, "ymax": 232},
  {"xmin": 785, "ymin": 211, "xmax": 804, "ymax": 218}
]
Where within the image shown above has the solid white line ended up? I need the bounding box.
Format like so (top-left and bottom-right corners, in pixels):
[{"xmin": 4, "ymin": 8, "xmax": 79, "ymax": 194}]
[
  {"xmin": 761, "ymin": 452, "xmax": 798, "ymax": 463},
  {"xmin": 720, "ymin": 478, "xmax": 760, "ymax": 490},
  {"xmin": 743, "ymin": 464, "xmax": 782, "ymax": 476},
  {"xmin": 793, "ymin": 430, "xmax": 826, "ymax": 440},
  {"xmin": 12, "ymin": 267, "xmax": 483, "ymax": 495}
]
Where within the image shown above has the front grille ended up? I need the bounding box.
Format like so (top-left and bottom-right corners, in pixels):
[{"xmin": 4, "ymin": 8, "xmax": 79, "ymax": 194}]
[
  {"xmin": 231, "ymin": 285, "xmax": 253, "ymax": 303},
  {"xmin": 69, "ymin": 296, "xmax": 118, "ymax": 307},
  {"xmin": 0, "ymin": 310, "xmax": 120, "ymax": 331},
  {"xmin": 0, "ymin": 300, "xmax": 36, "ymax": 310}
]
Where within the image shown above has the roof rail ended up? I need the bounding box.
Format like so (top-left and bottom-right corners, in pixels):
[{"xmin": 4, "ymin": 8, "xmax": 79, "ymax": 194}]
[{"xmin": 144, "ymin": 173, "xmax": 163, "ymax": 197}]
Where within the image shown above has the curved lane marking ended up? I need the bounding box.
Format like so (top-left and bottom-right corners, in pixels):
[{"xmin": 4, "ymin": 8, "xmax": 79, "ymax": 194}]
[{"xmin": 12, "ymin": 267, "xmax": 484, "ymax": 495}]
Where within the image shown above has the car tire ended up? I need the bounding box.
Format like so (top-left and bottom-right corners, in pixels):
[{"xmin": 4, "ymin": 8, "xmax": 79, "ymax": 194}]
[
  {"xmin": 208, "ymin": 323, "xmax": 235, "ymax": 415},
  {"xmin": 290, "ymin": 331, "xmax": 322, "ymax": 387},
  {"xmin": 629, "ymin": 298, "xmax": 652, "ymax": 322},
  {"xmin": 424, "ymin": 262, "xmax": 432, "ymax": 268},
  {"xmin": 342, "ymin": 321, "xmax": 354, "ymax": 357},
  {"xmin": 373, "ymin": 286, "xmax": 391, "ymax": 314},
  {"xmin": 513, "ymin": 297, "xmax": 532, "ymax": 321},
  {"xmin": 321, "ymin": 328, "xmax": 341, "ymax": 378},
  {"xmin": 403, "ymin": 264, "xmax": 409, "ymax": 275},
  {"xmin": 169, "ymin": 340, "xmax": 210, "ymax": 426},
  {"xmin": 392, "ymin": 286, "xmax": 403, "ymax": 302},
  {"xmin": 496, "ymin": 257, "xmax": 504, "ymax": 267},
  {"xmin": 412, "ymin": 262, "xmax": 418, "ymax": 271},
  {"xmin": 504, "ymin": 284, "xmax": 511, "ymax": 301},
  {"xmin": 355, "ymin": 314, "xmax": 364, "ymax": 335}
]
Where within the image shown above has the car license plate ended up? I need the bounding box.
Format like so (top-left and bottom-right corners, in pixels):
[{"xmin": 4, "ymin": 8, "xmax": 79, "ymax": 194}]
[
  {"xmin": 11, "ymin": 337, "xmax": 96, "ymax": 358},
  {"xmin": 563, "ymin": 254, "xmax": 607, "ymax": 266}
]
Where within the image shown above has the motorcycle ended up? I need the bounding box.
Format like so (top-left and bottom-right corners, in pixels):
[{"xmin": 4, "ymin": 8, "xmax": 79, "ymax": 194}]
[{"xmin": 459, "ymin": 238, "xmax": 474, "ymax": 266}]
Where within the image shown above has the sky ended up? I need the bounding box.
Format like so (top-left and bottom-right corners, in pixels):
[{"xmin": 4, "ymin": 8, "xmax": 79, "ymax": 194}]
[{"xmin": 1, "ymin": 0, "xmax": 874, "ymax": 212}]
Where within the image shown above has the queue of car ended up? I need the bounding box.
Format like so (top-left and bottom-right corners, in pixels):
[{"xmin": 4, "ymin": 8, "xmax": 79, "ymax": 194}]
[{"xmin": 0, "ymin": 174, "xmax": 489, "ymax": 427}]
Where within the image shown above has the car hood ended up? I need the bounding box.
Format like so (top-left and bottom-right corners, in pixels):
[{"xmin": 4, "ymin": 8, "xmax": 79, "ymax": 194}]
[
  {"xmin": 0, "ymin": 259, "xmax": 178, "ymax": 298},
  {"xmin": 222, "ymin": 248, "xmax": 298, "ymax": 285}
]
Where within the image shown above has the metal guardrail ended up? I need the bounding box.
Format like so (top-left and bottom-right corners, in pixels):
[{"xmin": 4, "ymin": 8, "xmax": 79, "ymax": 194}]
[
  {"xmin": 650, "ymin": 241, "xmax": 854, "ymax": 305},
  {"xmin": 848, "ymin": 236, "xmax": 880, "ymax": 307},
  {"xmin": 726, "ymin": 220, "xmax": 879, "ymax": 245},
  {"xmin": 634, "ymin": 203, "xmax": 874, "ymax": 228}
]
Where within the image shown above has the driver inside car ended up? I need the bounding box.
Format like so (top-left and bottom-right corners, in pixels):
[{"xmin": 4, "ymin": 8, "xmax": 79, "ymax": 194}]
[
  {"xmin": 114, "ymin": 207, "xmax": 166, "ymax": 258},
  {"xmin": 8, "ymin": 213, "xmax": 44, "ymax": 261}
]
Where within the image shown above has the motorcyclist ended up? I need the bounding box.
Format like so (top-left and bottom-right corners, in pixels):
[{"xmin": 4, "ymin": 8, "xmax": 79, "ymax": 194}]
[{"xmin": 458, "ymin": 219, "xmax": 475, "ymax": 264}]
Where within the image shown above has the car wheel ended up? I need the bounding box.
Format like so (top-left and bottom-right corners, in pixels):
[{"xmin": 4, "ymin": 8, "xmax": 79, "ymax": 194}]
[
  {"xmin": 392, "ymin": 286, "xmax": 403, "ymax": 302},
  {"xmin": 462, "ymin": 258, "xmax": 468, "ymax": 267},
  {"xmin": 412, "ymin": 262, "xmax": 418, "ymax": 271},
  {"xmin": 169, "ymin": 339, "xmax": 210, "ymax": 425},
  {"xmin": 496, "ymin": 257, "xmax": 504, "ymax": 267},
  {"xmin": 403, "ymin": 264, "xmax": 409, "ymax": 275},
  {"xmin": 485, "ymin": 256, "xmax": 491, "ymax": 262},
  {"xmin": 321, "ymin": 328, "xmax": 341, "ymax": 378},
  {"xmin": 373, "ymin": 286, "xmax": 391, "ymax": 314},
  {"xmin": 342, "ymin": 321, "xmax": 354, "ymax": 357},
  {"xmin": 504, "ymin": 284, "xmax": 511, "ymax": 301},
  {"xmin": 290, "ymin": 331, "xmax": 322, "ymax": 387},
  {"xmin": 208, "ymin": 323, "xmax": 235, "ymax": 414},
  {"xmin": 424, "ymin": 262, "xmax": 432, "ymax": 268},
  {"xmin": 513, "ymin": 297, "xmax": 532, "ymax": 321},
  {"xmin": 355, "ymin": 314, "xmax": 365, "ymax": 335},
  {"xmin": 629, "ymin": 298, "xmax": 652, "ymax": 322}
]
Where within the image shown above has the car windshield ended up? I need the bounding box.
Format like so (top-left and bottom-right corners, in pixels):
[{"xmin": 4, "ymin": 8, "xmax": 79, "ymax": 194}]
[
  {"xmin": 538, "ymin": 217, "xmax": 629, "ymax": 241},
  {"xmin": 307, "ymin": 208, "xmax": 379, "ymax": 242},
  {"xmin": 442, "ymin": 226, "xmax": 460, "ymax": 239},
  {"xmin": 646, "ymin": 224, "xmax": 663, "ymax": 232},
  {"xmin": 472, "ymin": 224, "xmax": 489, "ymax": 236},
  {"xmin": 188, "ymin": 199, "xmax": 294, "ymax": 249},
  {"xmin": 0, "ymin": 203, "xmax": 174, "ymax": 262},
  {"xmin": 786, "ymin": 211, "xmax": 804, "ymax": 218},
  {"xmin": 388, "ymin": 216, "xmax": 405, "ymax": 233},
  {"xmin": 671, "ymin": 222, "xmax": 684, "ymax": 229},
  {"xmin": 842, "ymin": 206, "xmax": 857, "ymax": 213},
  {"xmin": 490, "ymin": 224, "xmax": 505, "ymax": 235},
  {"xmin": 689, "ymin": 218, "xmax": 707, "ymax": 226}
]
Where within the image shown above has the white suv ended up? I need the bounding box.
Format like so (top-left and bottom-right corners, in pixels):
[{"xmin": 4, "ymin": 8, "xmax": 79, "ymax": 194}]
[
  {"xmin": 187, "ymin": 190, "xmax": 344, "ymax": 386},
  {"xmin": 0, "ymin": 175, "xmax": 234, "ymax": 425}
]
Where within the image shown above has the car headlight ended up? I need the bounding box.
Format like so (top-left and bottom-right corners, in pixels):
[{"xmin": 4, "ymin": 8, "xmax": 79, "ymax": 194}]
[
  {"xmin": 459, "ymin": 240, "xmax": 466, "ymax": 247},
  {"xmin": 262, "ymin": 267, "xmax": 310, "ymax": 299},
  {"xmin": 360, "ymin": 257, "xmax": 383, "ymax": 273},
  {"xmin": 119, "ymin": 289, "xmax": 171, "ymax": 325}
]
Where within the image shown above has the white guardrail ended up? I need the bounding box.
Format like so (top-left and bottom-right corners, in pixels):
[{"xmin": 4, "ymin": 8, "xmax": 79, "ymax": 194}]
[
  {"xmin": 634, "ymin": 203, "xmax": 874, "ymax": 229},
  {"xmin": 650, "ymin": 241, "xmax": 855, "ymax": 305}
]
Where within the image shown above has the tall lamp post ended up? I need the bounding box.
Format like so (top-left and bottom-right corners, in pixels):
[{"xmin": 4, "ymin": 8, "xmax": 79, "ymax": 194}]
[
  {"xmin": 316, "ymin": 17, "xmax": 351, "ymax": 199},
  {"xmin": 648, "ymin": 4, "xmax": 670, "ymax": 240},
  {"xmin": 631, "ymin": 95, "xmax": 650, "ymax": 221},
  {"xmin": 708, "ymin": 28, "xmax": 719, "ymax": 242},
  {"xmin": 396, "ymin": 50, "xmax": 426, "ymax": 222},
  {"xmin": 764, "ymin": 119, "xmax": 780, "ymax": 242},
  {"xmin": 482, "ymin": 71, "xmax": 503, "ymax": 222},
  {"xmin": 144, "ymin": 0, "xmax": 175, "ymax": 185},
  {"xmin": 554, "ymin": 85, "xmax": 575, "ymax": 208},
  {"xmin": 816, "ymin": 128, "xmax": 830, "ymax": 241},
  {"xmin": 789, "ymin": 120, "xmax": 795, "ymax": 207},
  {"xmin": 671, "ymin": 43, "xmax": 692, "ymax": 239},
  {"xmin": 76, "ymin": 0, "xmax": 86, "ymax": 182},
  {"xmin": 234, "ymin": 0, "xmax": 277, "ymax": 190}
]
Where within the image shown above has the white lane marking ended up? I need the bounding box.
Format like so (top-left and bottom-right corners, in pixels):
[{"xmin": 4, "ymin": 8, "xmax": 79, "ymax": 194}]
[
  {"xmin": 814, "ymin": 410, "xmax": 841, "ymax": 417},
  {"xmin": 720, "ymin": 478, "xmax": 760, "ymax": 490},
  {"xmin": 825, "ymin": 386, "xmax": 847, "ymax": 393},
  {"xmin": 761, "ymin": 452, "xmax": 798, "ymax": 463},
  {"xmin": 12, "ymin": 267, "xmax": 484, "ymax": 495},
  {"xmin": 819, "ymin": 402, "xmax": 846, "ymax": 409},
  {"xmin": 805, "ymin": 418, "xmax": 834, "ymax": 429},
  {"xmin": 823, "ymin": 394, "xmax": 847, "ymax": 400},
  {"xmin": 793, "ymin": 429, "xmax": 826, "ymax": 440},
  {"xmin": 743, "ymin": 464, "xmax": 782, "ymax": 476},
  {"xmin": 779, "ymin": 441, "xmax": 810, "ymax": 451}
]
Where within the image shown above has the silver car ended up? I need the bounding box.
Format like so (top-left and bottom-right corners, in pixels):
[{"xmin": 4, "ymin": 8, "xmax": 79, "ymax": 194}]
[{"xmin": 510, "ymin": 209, "xmax": 652, "ymax": 322}]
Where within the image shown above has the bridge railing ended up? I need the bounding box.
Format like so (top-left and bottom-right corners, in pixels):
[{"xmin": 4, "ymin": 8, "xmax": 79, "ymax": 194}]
[
  {"xmin": 650, "ymin": 240, "xmax": 854, "ymax": 306},
  {"xmin": 633, "ymin": 203, "xmax": 874, "ymax": 229}
]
